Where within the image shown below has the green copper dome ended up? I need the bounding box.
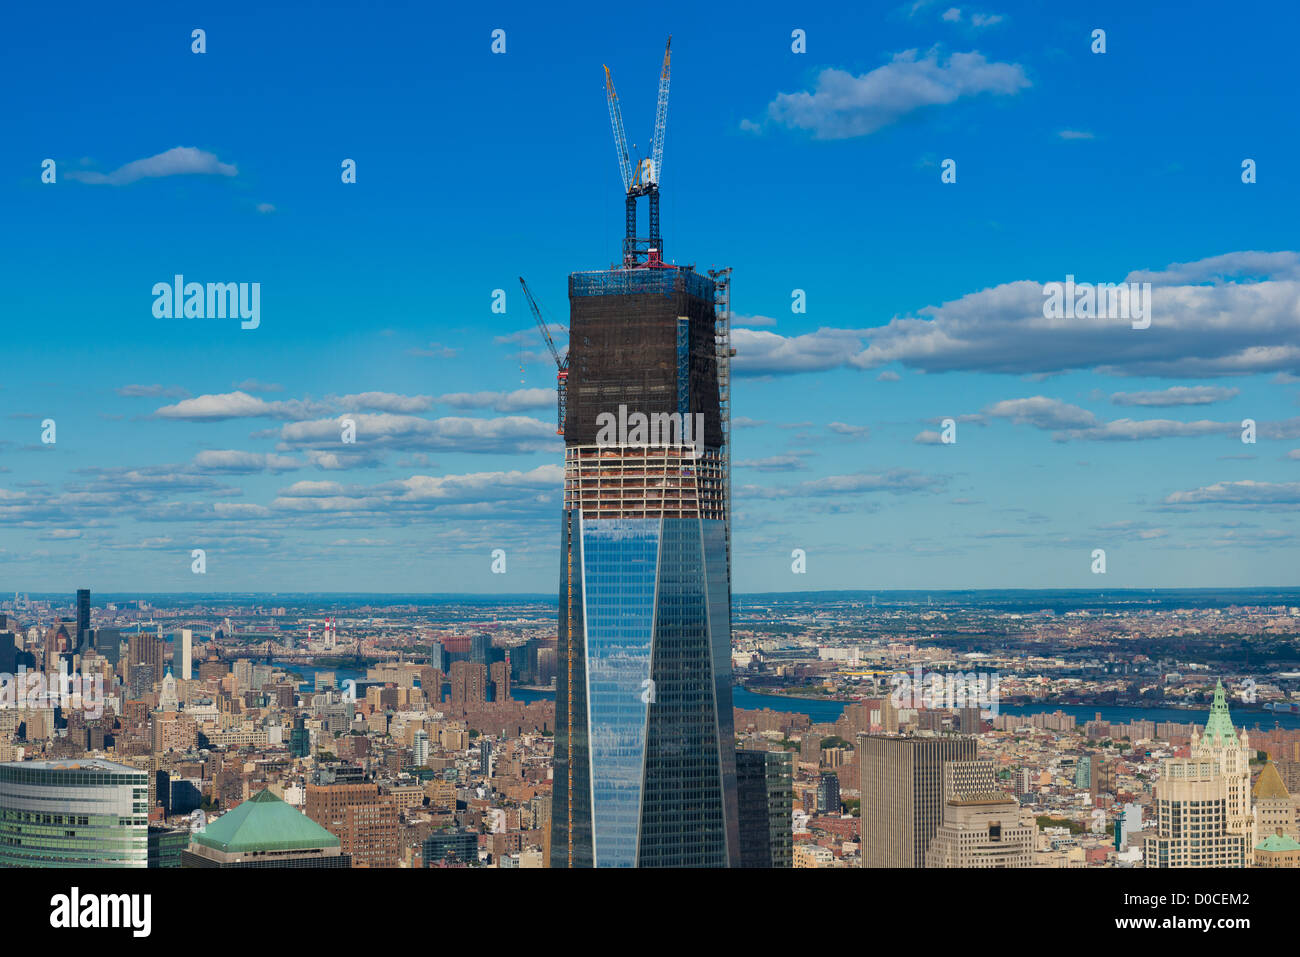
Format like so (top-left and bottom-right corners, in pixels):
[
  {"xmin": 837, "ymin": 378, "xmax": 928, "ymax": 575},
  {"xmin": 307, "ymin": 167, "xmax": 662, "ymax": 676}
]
[
  {"xmin": 1202, "ymin": 680, "xmax": 1239, "ymax": 747},
  {"xmin": 1256, "ymin": 832, "xmax": 1300, "ymax": 853},
  {"xmin": 193, "ymin": 788, "xmax": 339, "ymax": 853}
]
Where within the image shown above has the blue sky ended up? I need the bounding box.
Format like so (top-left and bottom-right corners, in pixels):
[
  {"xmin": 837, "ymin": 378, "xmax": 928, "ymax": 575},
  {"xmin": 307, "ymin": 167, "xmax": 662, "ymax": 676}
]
[{"xmin": 3, "ymin": 0, "xmax": 1299, "ymax": 593}]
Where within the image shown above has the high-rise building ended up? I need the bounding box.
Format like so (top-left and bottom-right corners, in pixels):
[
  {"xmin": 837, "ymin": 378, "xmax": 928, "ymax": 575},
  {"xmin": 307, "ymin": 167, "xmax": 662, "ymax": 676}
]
[
  {"xmin": 0, "ymin": 759, "xmax": 148, "ymax": 867},
  {"xmin": 1253, "ymin": 761, "xmax": 1297, "ymax": 841},
  {"xmin": 75, "ymin": 589, "xmax": 90, "ymax": 650},
  {"xmin": 817, "ymin": 771, "xmax": 841, "ymax": 815},
  {"xmin": 423, "ymin": 826, "xmax": 479, "ymax": 867},
  {"xmin": 289, "ymin": 716, "xmax": 311, "ymax": 759},
  {"xmin": 1144, "ymin": 682, "xmax": 1254, "ymax": 868},
  {"xmin": 736, "ymin": 748, "xmax": 793, "ymax": 868},
  {"xmin": 550, "ymin": 256, "xmax": 737, "ymax": 868},
  {"xmin": 304, "ymin": 781, "xmax": 400, "ymax": 868},
  {"xmin": 128, "ymin": 633, "xmax": 164, "ymax": 694},
  {"xmin": 925, "ymin": 791, "xmax": 1035, "ymax": 868},
  {"xmin": 1074, "ymin": 754, "xmax": 1092, "ymax": 790},
  {"xmin": 490, "ymin": 658, "xmax": 511, "ymax": 702},
  {"xmin": 449, "ymin": 661, "xmax": 487, "ymax": 706},
  {"xmin": 94, "ymin": 627, "xmax": 121, "ymax": 665},
  {"xmin": 178, "ymin": 629, "xmax": 193, "ymax": 681},
  {"xmin": 859, "ymin": 734, "xmax": 977, "ymax": 868},
  {"xmin": 147, "ymin": 825, "xmax": 189, "ymax": 868}
]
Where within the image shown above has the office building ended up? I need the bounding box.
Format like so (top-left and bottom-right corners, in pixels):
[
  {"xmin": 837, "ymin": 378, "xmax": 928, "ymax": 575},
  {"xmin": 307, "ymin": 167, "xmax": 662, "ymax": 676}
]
[
  {"xmin": 423, "ymin": 826, "xmax": 479, "ymax": 866},
  {"xmin": 817, "ymin": 771, "xmax": 841, "ymax": 815},
  {"xmin": 1253, "ymin": 761, "xmax": 1297, "ymax": 840},
  {"xmin": 859, "ymin": 734, "xmax": 977, "ymax": 868},
  {"xmin": 93, "ymin": 627, "xmax": 121, "ymax": 665},
  {"xmin": 1144, "ymin": 682, "xmax": 1253, "ymax": 868},
  {"xmin": 75, "ymin": 589, "xmax": 90, "ymax": 650},
  {"xmin": 0, "ymin": 759, "xmax": 148, "ymax": 867},
  {"xmin": 183, "ymin": 789, "xmax": 349, "ymax": 868},
  {"xmin": 289, "ymin": 715, "xmax": 311, "ymax": 758},
  {"xmin": 128, "ymin": 633, "xmax": 164, "ymax": 694},
  {"xmin": 1255, "ymin": 831, "xmax": 1300, "ymax": 867},
  {"xmin": 177, "ymin": 629, "xmax": 193, "ymax": 681},
  {"xmin": 148, "ymin": 825, "xmax": 188, "ymax": 868},
  {"xmin": 449, "ymin": 661, "xmax": 487, "ymax": 706},
  {"xmin": 304, "ymin": 781, "xmax": 400, "ymax": 868},
  {"xmin": 736, "ymin": 748, "xmax": 793, "ymax": 868},
  {"xmin": 550, "ymin": 249, "xmax": 738, "ymax": 868},
  {"xmin": 490, "ymin": 658, "xmax": 511, "ymax": 702}
]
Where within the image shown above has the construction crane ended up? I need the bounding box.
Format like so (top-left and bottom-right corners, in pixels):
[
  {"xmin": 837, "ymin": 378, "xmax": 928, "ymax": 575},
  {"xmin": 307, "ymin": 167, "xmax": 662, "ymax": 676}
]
[
  {"xmin": 603, "ymin": 36, "xmax": 671, "ymax": 267},
  {"xmin": 519, "ymin": 277, "xmax": 567, "ymax": 435}
]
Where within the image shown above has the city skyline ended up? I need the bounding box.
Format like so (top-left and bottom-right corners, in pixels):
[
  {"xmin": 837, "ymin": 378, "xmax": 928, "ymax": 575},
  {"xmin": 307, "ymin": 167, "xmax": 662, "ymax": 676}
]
[{"xmin": 5, "ymin": 2, "xmax": 1300, "ymax": 594}]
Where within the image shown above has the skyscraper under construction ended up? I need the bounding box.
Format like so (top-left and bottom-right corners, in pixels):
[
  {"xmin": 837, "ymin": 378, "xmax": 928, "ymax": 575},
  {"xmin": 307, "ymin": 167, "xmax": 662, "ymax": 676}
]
[{"xmin": 549, "ymin": 39, "xmax": 739, "ymax": 867}]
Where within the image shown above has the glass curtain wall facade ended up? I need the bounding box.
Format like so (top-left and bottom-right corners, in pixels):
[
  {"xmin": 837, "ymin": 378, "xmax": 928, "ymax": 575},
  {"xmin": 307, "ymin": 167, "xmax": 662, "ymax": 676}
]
[
  {"xmin": 0, "ymin": 760, "xmax": 148, "ymax": 867},
  {"xmin": 551, "ymin": 265, "xmax": 739, "ymax": 867}
]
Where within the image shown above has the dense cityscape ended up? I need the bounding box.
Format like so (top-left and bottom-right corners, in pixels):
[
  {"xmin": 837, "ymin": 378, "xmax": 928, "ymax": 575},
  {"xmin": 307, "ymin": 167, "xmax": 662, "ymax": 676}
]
[
  {"xmin": 6, "ymin": 2, "xmax": 1298, "ymax": 940},
  {"xmin": 0, "ymin": 587, "xmax": 1297, "ymax": 870}
]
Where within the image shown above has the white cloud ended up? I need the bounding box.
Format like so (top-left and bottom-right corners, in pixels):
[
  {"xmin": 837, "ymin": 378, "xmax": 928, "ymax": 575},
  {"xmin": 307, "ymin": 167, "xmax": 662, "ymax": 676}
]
[
  {"xmin": 827, "ymin": 422, "xmax": 871, "ymax": 437},
  {"xmin": 732, "ymin": 327, "xmax": 868, "ymax": 376},
  {"xmin": 762, "ymin": 49, "xmax": 1030, "ymax": 139},
  {"xmin": 192, "ymin": 450, "xmax": 301, "ymax": 473},
  {"xmin": 66, "ymin": 146, "xmax": 238, "ymax": 186},
  {"xmin": 1165, "ymin": 481, "xmax": 1300, "ymax": 507},
  {"xmin": 338, "ymin": 392, "xmax": 434, "ymax": 414},
  {"xmin": 275, "ymin": 413, "xmax": 557, "ymax": 455},
  {"xmin": 741, "ymin": 469, "xmax": 944, "ymax": 498},
  {"xmin": 1110, "ymin": 386, "xmax": 1239, "ymax": 407},
  {"xmin": 438, "ymin": 389, "xmax": 553, "ymax": 413}
]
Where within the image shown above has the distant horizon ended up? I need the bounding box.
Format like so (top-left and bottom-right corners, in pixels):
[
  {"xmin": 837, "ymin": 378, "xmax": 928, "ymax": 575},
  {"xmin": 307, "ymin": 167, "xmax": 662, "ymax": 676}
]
[{"xmin": 10, "ymin": 585, "xmax": 1300, "ymax": 600}]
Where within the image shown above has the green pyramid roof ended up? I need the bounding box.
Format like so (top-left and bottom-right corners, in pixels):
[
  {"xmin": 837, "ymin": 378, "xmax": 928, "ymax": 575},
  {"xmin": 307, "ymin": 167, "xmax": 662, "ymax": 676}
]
[
  {"xmin": 193, "ymin": 788, "xmax": 339, "ymax": 853},
  {"xmin": 1202, "ymin": 680, "xmax": 1239, "ymax": 748},
  {"xmin": 1255, "ymin": 832, "xmax": 1300, "ymax": 853}
]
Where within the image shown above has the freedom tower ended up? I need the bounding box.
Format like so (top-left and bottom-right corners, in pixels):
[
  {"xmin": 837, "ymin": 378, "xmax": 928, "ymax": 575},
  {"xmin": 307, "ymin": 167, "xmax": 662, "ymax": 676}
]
[{"xmin": 548, "ymin": 39, "xmax": 739, "ymax": 867}]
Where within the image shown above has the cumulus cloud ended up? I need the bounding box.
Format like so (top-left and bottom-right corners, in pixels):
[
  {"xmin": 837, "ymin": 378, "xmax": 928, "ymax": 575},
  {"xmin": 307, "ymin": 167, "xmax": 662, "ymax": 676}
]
[
  {"xmin": 1110, "ymin": 386, "xmax": 1239, "ymax": 407},
  {"xmin": 269, "ymin": 465, "xmax": 563, "ymax": 516},
  {"xmin": 1164, "ymin": 481, "xmax": 1300, "ymax": 507},
  {"xmin": 984, "ymin": 397, "xmax": 1098, "ymax": 431},
  {"xmin": 761, "ymin": 49, "xmax": 1030, "ymax": 139},
  {"xmin": 827, "ymin": 422, "xmax": 870, "ymax": 437},
  {"xmin": 740, "ymin": 469, "xmax": 944, "ymax": 498},
  {"xmin": 155, "ymin": 390, "xmax": 440, "ymax": 420},
  {"xmin": 732, "ymin": 327, "xmax": 868, "ymax": 376},
  {"xmin": 719, "ymin": 252, "xmax": 1300, "ymax": 380},
  {"xmin": 734, "ymin": 455, "xmax": 808, "ymax": 472},
  {"xmin": 852, "ymin": 253, "xmax": 1300, "ymax": 377},
  {"xmin": 66, "ymin": 146, "xmax": 238, "ymax": 186},
  {"xmin": 191, "ymin": 450, "xmax": 301, "ymax": 473},
  {"xmin": 338, "ymin": 392, "xmax": 434, "ymax": 414},
  {"xmin": 981, "ymin": 396, "xmax": 1240, "ymax": 442},
  {"xmin": 274, "ymin": 413, "xmax": 557, "ymax": 455},
  {"xmin": 438, "ymin": 389, "xmax": 553, "ymax": 413}
]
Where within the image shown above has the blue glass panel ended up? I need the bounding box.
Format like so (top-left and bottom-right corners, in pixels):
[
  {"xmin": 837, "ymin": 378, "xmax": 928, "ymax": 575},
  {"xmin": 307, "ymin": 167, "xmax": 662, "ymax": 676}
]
[{"xmin": 580, "ymin": 517, "xmax": 660, "ymax": 867}]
